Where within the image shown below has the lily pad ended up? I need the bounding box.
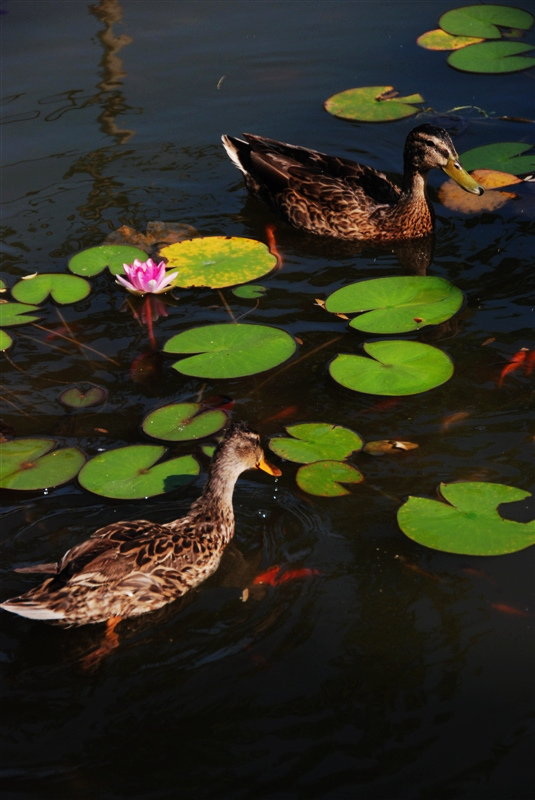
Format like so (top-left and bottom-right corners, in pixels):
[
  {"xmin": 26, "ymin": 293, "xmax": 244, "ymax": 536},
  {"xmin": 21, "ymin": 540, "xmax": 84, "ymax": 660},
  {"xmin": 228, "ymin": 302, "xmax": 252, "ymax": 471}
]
[
  {"xmin": 447, "ymin": 41, "xmax": 535, "ymax": 73},
  {"xmin": 0, "ymin": 329, "xmax": 13, "ymax": 350},
  {"xmin": 326, "ymin": 277, "xmax": 463, "ymax": 334},
  {"xmin": 324, "ymin": 85, "xmax": 424, "ymax": 122},
  {"xmin": 59, "ymin": 385, "xmax": 108, "ymax": 409},
  {"xmin": 68, "ymin": 245, "xmax": 149, "ymax": 277},
  {"xmin": 0, "ymin": 301, "xmax": 40, "ymax": 326},
  {"xmin": 232, "ymin": 285, "xmax": 267, "ymax": 299},
  {"xmin": 459, "ymin": 142, "xmax": 535, "ymax": 175},
  {"xmin": 159, "ymin": 237, "xmax": 277, "ymax": 289},
  {"xmin": 163, "ymin": 323, "xmax": 297, "ymax": 379},
  {"xmin": 417, "ymin": 28, "xmax": 484, "ymax": 50},
  {"xmin": 269, "ymin": 423, "xmax": 363, "ymax": 464},
  {"xmin": 0, "ymin": 438, "xmax": 85, "ymax": 490},
  {"xmin": 142, "ymin": 402, "xmax": 227, "ymax": 441},
  {"xmin": 11, "ymin": 273, "xmax": 91, "ymax": 305},
  {"xmin": 398, "ymin": 481, "xmax": 535, "ymax": 555},
  {"xmin": 439, "ymin": 5, "xmax": 534, "ymax": 39},
  {"xmin": 296, "ymin": 460, "xmax": 364, "ymax": 497},
  {"xmin": 329, "ymin": 340, "xmax": 454, "ymax": 396},
  {"xmin": 78, "ymin": 445, "xmax": 200, "ymax": 499}
]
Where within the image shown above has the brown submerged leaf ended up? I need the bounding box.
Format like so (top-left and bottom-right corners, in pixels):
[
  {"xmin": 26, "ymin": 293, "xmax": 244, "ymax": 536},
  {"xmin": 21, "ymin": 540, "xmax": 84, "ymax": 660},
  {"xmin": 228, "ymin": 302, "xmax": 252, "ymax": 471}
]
[{"xmin": 363, "ymin": 439, "xmax": 419, "ymax": 456}]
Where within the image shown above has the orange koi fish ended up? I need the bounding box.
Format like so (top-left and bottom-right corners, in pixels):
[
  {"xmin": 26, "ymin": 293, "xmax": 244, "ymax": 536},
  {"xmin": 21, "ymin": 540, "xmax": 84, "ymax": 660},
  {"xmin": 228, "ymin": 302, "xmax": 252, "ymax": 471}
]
[
  {"xmin": 253, "ymin": 566, "xmax": 321, "ymax": 587},
  {"xmin": 498, "ymin": 348, "xmax": 528, "ymax": 388}
]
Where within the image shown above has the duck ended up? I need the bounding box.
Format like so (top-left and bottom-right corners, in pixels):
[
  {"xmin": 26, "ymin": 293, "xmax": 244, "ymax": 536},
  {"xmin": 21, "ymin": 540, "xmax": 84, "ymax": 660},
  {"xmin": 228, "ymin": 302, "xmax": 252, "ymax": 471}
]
[
  {"xmin": 222, "ymin": 124, "xmax": 483, "ymax": 242},
  {"xmin": 0, "ymin": 423, "xmax": 281, "ymax": 639}
]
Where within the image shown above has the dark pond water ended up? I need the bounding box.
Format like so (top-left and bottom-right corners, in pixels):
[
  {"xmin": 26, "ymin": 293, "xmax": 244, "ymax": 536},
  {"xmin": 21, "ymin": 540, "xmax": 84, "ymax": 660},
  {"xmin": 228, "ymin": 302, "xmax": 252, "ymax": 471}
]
[{"xmin": 1, "ymin": 1, "xmax": 534, "ymax": 798}]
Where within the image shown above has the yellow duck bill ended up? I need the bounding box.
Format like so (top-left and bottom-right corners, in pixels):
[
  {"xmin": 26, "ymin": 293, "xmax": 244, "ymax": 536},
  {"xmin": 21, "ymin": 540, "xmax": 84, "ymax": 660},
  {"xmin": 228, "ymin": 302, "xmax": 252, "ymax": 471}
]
[{"xmin": 442, "ymin": 156, "xmax": 484, "ymax": 195}]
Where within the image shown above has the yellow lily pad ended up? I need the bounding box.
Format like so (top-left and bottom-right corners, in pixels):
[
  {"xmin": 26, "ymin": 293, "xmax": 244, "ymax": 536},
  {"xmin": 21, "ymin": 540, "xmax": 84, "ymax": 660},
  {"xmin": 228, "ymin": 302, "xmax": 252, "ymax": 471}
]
[
  {"xmin": 439, "ymin": 168, "xmax": 522, "ymax": 214},
  {"xmin": 159, "ymin": 236, "xmax": 277, "ymax": 289},
  {"xmin": 417, "ymin": 29, "xmax": 484, "ymax": 50}
]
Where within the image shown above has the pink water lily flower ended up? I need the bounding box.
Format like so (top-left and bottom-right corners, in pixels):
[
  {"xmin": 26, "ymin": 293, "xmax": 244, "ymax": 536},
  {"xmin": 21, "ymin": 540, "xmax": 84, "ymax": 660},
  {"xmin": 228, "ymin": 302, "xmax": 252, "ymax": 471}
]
[{"xmin": 116, "ymin": 258, "xmax": 178, "ymax": 295}]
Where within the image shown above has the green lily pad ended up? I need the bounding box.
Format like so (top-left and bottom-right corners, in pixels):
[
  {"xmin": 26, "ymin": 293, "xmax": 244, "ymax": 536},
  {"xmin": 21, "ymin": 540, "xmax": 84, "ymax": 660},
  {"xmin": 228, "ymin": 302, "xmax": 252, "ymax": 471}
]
[
  {"xmin": 448, "ymin": 40, "xmax": 535, "ymax": 73},
  {"xmin": 0, "ymin": 438, "xmax": 85, "ymax": 490},
  {"xmin": 460, "ymin": 142, "xmax": 535, "ymax": 175},
  {"xmin": 78, "ymin": 445, "xmax": 200, "ymax": 499},
  {"xmin": 324, "ymin": 85, "xmax": 424, "ymax": 122},
  {"xmin": 296, "ymin": 460, "xmax": 364, "ymax": 497},
  {"xmin": 163, "ymin": 323, "xmax": 297, "ymax": 379},
  {"xmin": 68, "ymin": 245, "xmax": 149, "ymax": 277},
  {"xmin": 232, "ymin": 285, "xmax": 267, "ymax": 299},
  {"xmin": 159, "ymin": 237, "xmax": 277, "ymax": 289},
  {"xmin": 439, "ymin": 5, "xmax": 534, "ymax": 39},
  {"xmin": 417, "ymin": 28, "xmax": 484, "ymax": 50},
  {"xmin": 330, "ymin": 340, "xmax": 454, "ymax": 396},
  {"xmin": 59, "ymin": 385, "xmax": 108, "ymax": 409},
  {"xmin": 0, "ymin": 301, "xmax": 40, "ymax": 326},
  {"xmin": 398, "ymin": 482, "xmax": 535, "ymax": 555},
  {"xmin": 269, "ymin": 423, "xmax": 363, "ymax": 464},
  {"xmin": 326, "ymin": 277, "xmax": 463, "ymax": 334},
  {"xmin": 11, "ymin": 273, "xmax": 91, "ymax": 305},
  {"xmin": 142, "ymin": 402, "xmax": 227, "ymax": 442},
  {"xmin": 0, "ymin": 329, "xmax": 13, "ymax": 350}
]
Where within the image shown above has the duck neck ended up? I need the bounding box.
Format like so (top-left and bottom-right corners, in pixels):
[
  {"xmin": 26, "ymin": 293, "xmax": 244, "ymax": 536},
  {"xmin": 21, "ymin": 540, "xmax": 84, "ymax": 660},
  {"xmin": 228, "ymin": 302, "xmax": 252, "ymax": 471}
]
[
  {"xmin": 401, "ymin": 164, "xmax": 428, "ymax": 199},
  {"xmin": 198, "ymin": 451, "xmax": 244, "ymax": 512}
]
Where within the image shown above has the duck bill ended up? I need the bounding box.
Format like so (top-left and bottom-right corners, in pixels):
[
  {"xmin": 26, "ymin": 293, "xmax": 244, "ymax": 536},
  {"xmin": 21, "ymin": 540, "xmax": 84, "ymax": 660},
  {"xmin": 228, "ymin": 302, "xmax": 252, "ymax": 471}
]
[
  {"xmin": 443, "ymin": 156, "xmax": 483, "ymax": 195},
  {"xmin": 256, "ymin": 454, "xmax": 281, "ymax": 476}
]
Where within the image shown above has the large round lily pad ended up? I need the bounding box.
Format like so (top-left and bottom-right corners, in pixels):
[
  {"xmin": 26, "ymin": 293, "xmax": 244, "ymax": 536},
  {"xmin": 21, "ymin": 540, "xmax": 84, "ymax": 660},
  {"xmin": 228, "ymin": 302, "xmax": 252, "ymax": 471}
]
[
  {"xmin": 159, "ymin": 237, "xmax": 277, "ymax": 289},
  {"xmin": 78, "ymin": 445, "xmax": 200, "ymax": 499},
  {"xmin": 324, "ymin": 85, "xmax": 424, "ymax": 122},
  {"xmin": 68, "ymin": 245, "xmax": 149, "ymax": 277},
  {"xmin": 296, "ymin": 460, "xmax": 364, "ymax": 497},
  {"xmin": 439, "ymin": 5, "xmax": 534, "ymax": 39},
  {"xmin": 269, "ymin": 423, "xmax": 363, "ymax": 464},
  {"xmin": 326, "ymin": 277, "xmax": 463, "ymax": 334},
  {"xmin": 0, "ymin": 438, "xmax": 86, "ymax": 490},
  {"xmin": 163, "ymin": 323, "xmax": 297, "ymax": 379},
  {"xmin": 329, "ymin": 340, "xmax": 454, "ymax": 396},
  {"xmin": 447, "ymin": 40, "xmax": 535, "ymax": 74},
  {"xmin": 459, "ymin": 142, "xmax": 535, "ymax": 175},
  {"xmin": 0, "ymin": 302, "xmax": 40, "ymax": 326},
  {"xmin": 11, "ymin": 274, "xmax": 91, "ymax": 305},
  {"xmin": 398, "ymin": 482, "xmax": 535, "ymax": 555},
  {"xmin": 142, "ymin": 402, "xmax": 227, "ymax": 441}
]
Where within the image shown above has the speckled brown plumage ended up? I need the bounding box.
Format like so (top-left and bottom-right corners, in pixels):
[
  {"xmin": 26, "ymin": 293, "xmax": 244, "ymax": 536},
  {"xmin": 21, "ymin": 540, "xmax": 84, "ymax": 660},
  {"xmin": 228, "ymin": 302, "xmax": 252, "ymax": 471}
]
[
  {"xmin": 222, "ymin": 125, "xmax": 483, "ymax": 242},
  {"xmin": 0, "ymin": 423, "xmax": 280, "ymax": 628}
]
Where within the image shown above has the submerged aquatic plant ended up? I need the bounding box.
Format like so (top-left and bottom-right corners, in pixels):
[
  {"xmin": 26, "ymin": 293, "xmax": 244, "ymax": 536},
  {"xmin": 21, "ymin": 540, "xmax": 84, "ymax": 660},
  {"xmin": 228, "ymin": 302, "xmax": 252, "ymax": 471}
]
[{"xmin": 116, "ymin": 258, "xmax": 178, "ymax": 295}]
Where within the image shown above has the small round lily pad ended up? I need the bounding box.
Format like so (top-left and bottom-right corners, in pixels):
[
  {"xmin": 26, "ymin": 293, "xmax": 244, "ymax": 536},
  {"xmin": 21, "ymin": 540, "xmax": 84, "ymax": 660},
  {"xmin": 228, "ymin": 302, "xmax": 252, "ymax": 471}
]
[
  {"xmin": 296, "ymin": 460, "xmax": 364, "ymax": 497},
  {"xmin": 329, "ymin": 340, "xmax": 454, "ymax": 396},
  {"xmin": 68, "ymin": 245, "xmax": 149, "ymax": 277},
  {"xmin": 163, "ymin": 323, "xmax": 297, "ymax": 379},
  {"xmin": 11, "ymin": 274, "xmax": 91, "ymax": 305},
  {"xmin": 59, "ymin": 385, "xmax": 108, "ymax": 409},
  {"xmin": 78, "ymin": 445, "xmax": 200, "ymax": 499},
  {"xmin": 324, "ymin": 85, "xmax": 424, "ymax": 122},
  {"xmin": 0, "ymin": 302, "xmax": 41, "ymax": 327},
  {"xmin": 0, "ymin": 329, "xmax": 13, "ymax": 350},
  {"xmin": 326, "ymin": 276, "xmax": 463, "ymax": 334},
  {"xmin": 269, "ymin": 423, "xmax": 363, "ymax": 464},
  {"xmin": 447, "ymin": 40, "xmax": 535, "ymax": 74},
  {"xmin": 0, "ymin": 438, "xmax": 86, "ymax": 490},
  {"xmin": 439, "ymin": 5, "xmax": 534, "ymax": 39},
  {"xmin": 142, "ymin": 402, "xmax": 227, "ymax": 442},
  {"xmin": 398, "ymin": 481, "xmax": 535, "ymax": 555},
  {"xmin": 159, "ymin": 237, "xmax": 277, "ymax": 289}
]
